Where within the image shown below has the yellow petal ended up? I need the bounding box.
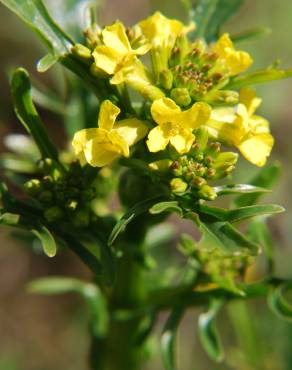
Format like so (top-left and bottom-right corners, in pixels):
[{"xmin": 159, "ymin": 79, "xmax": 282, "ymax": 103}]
[
  {"xmin": 72, "ymin": 128, "xmax": 99, "ymax": 156},
  {"xmin": 92, "ymin": 46, "xmax": 120, "ymax": 75},
  {"xmin": 213, "ymin": 33, "xmax": 253, "ymax": 76},
  {"xmin": 169, "ymin": 130, "xmax": 195, "ymax": 154},
  {"xmin": 84, "ymin": 130, "xmax": 129, "ymax": 167},
  {"xmin": 147, "ymin": 126, "xmax": 169, "ymax": 152},
  {"xmin": 139, "ymin": 12, "xmax": 184, "ymax": 48},
  {"xmin": 239, "ymin": 88, "xmax": 262, "ymax": 116},
  {"xmin": 98, "ymin": 100, "xmax": 120, "ymax": 131},
  {"xmin": 238, "ymin": 133, "xmax": 274, "ymax": 167},
  {"xmin": 113, "ymin": 118, "xmax": 148, "ymax": 146},
  {"xmin": 181, "ymin": 102, "xmax": 211, "ymax": 130},
  {"xmin": 151, "ymin": 97, "xmax": 181, "ymax": 125},
  {"xmin": 102, "ymin": 22, "xmax": 131, "ymax": 55},
  {"xmin": 249, "ymin": 115, "xmax": 270, "ymax": 134},
  {"xmin": 206, "ymin": 108, "xmax": 247, "ymax": 146},
  {"xmin": 110, "ymin": 55, "xmax": 138, "ymax": 85}
]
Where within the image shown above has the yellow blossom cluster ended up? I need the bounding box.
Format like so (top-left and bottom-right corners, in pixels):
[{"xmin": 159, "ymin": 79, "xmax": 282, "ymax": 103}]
[{"xmin": 72, "ymin": 12, "xmax": 273, "ymax": 169}]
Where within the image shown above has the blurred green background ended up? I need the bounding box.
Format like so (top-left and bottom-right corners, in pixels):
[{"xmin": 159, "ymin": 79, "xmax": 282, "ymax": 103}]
[{"xmin": 0, "ymin": 1, "xmax": 292, "ymax": 369}]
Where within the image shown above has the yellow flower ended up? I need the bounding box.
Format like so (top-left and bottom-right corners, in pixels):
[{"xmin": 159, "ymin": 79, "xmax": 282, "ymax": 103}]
[
  {"xmin": 92, "ymin": 22, "xmax": 150, "ymax": 84},
  {"xmin": 138, "ymin": 12, "xmax": 187, "ymax": 50},
  {"xmin": 213, "ymin": 33, "xmax": 253, "ymax": 76},
  {"xmin": 147, "ymin": 98, "xmax": 211, "ymax": 154},
  {"xmin": 72, "ymin": 100, "xmax": 148, "ymax": 167},
  {"xmin": 205, "ymin": 88, "xmax": 274, "ymax": 166}
]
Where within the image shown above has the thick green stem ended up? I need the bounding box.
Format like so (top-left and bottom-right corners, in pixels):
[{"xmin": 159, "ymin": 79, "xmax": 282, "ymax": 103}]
[{"xmin": 91, "ymin": 220, "xmax": 148, "ymax": 370}]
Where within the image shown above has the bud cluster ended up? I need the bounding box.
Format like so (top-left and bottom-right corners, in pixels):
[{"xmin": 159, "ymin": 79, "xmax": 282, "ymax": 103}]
[
  {"xmin": 158, "ymin": 40, "xmax": 238, "ymax": 106},
  {"xmin": 150, "ymin": 128, "xmax": 238, "ymax": 201},
  {"xmin": 24, "ymin": 161, "xmax": 96, "ymax": 227}
]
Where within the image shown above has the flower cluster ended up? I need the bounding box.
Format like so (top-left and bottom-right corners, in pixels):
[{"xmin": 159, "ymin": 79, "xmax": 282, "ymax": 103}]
[{"xmin": 71, "ymin": 12, "xmax": 274, "ymax": 200}]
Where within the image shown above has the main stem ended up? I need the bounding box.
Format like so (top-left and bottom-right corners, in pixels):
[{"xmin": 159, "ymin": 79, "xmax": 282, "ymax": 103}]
[{"xmin": 91, "ymin": 221, "xmax": 148, "ymax": 370}]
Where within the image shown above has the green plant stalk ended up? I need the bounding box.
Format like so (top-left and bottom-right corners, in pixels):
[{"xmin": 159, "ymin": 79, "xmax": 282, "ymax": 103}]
[{"xmin": 90, "ymin": 220, "xmax": 148, "ymax": 370}]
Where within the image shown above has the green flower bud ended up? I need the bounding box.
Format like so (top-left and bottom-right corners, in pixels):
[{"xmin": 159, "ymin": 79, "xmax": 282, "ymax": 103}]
[
  {"xmin": 44, "ymin": 206, "xmax": 64, "ymax": 223},
  {"xmin": 23, "ymin": 179, "xmax": 41, "ymax": 196},
  {"xmin": 213, "ymin": 152, "xmax": 238, "ymax": 169},
  {"xmin": 66, "ymin": 200, "xmax": 78, "ymax": 211},
  {"xmin": 198, "ymin": 185, "xmax": 217, "ymax": 201},
  {"xmin": 149, "ymin": 159, "xmax": 172, "ymax": 172},
  {"xmin": 170, "ymin": 178, "xmax": 188, "ymax": 194},
  {"xmin": 195, "ymin": 127, "xmax": 209, "ymax": 151},
  {"xmin": 71, "ymin": 44, "xmax": 92, "ymax": 61},
  {"xmin": 42, "ymin": 176, "xmax": 54, "ymax": 189},
  {"xmin": 139, "ymin": 84, "xmax": 165, "ymax": 101},
  {"xmin": 204, "ymin": 90, "xmax": 239, "ymax": 105},
  {"xmin": 159, "ymin": 69, "xmax": 174, "ymax": 90},
  {"xmin": 170, "ymin": 88, "xmax": 191, "ymax": 107}
]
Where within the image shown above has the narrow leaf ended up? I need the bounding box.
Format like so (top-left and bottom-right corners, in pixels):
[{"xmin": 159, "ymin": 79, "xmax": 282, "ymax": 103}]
[
  {"xmin": 149, "ymin": 201, "xmax": 183, "ymax": 217},
  {"xmin": 234, "ymin": 162, "xmax": 281, "ymax": 207},
  {"xmin": 161, "ymin": 306, "xmax": 185, "ymax": 370},
  {"xmin": 192, "ymin": 0, "xmax": 244, "ymax": 42},
  {"xmin": 0, "ymin": 212, "xmax": 20, "ymax": 226},
  {"xmin": 37, "ymin": 53, "xmax": 59, "ymax": 73},
  {"xmin": 231, "ymin": 27, "xmax": 271, "ymax": 44},
  {"xmin": 31, "ymin": 223, "xmax": 57, "ymax": 257},
  {"xmin": 198, "ymin": 299, "xmax": 224, "ymax": 362},
  {"xmin": 108, "ymin": 196, "xmax": 163, "ymax": 246},
  {"xmin": 227, "ymin": 68, "xmax": 292, "ymax": 89},
  {"xmin": 0, "ymin": 0, "xmax": 73, "ymax": 56},
  {"xmin": 268, "ymin": 282, "xmax": 292, "ymax": 322},
  {"xmin": 214, "ymin": 184, "xmax": 270, "ymax": 196},
  {"xmin": 11, "ymin": 68, "xmax": 59, "ymax": 162},
  {"xmin": 28, "ymin": 276, "xmax": 109, "ymax": 336}
]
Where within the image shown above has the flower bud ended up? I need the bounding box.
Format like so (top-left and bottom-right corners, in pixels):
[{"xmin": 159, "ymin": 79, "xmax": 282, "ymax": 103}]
[
  {"xmin": 170, "ymin": 178, "xmax": 188, "ymax": 194},
  {"xmin": 170, "ymin": 88, "xmax": 191, "ymax": 107},
  {"xmin": 159, "ymin": 70, "xmax": 173, "ymax": 90},
  {"xmin": 204, "ymin": 90, "xmax": 239, "ymax": 105},
  {"xmin": 71, "ymin": 44, "xmax": 92, "ymax": 61},
  {"xmin": 23, "ymin": 179, "xmax": 41, "ymax": 196},
  {"xmin": 198, "ymin": 185, "xmax": 217, "ymax": 201},
  {"xmin": 149, "ymin": 159, "xmax": 172, "ymax": 172},
  {"xmin": 195, "ymin": 128, "xmax": 209, "ymax": 151}
]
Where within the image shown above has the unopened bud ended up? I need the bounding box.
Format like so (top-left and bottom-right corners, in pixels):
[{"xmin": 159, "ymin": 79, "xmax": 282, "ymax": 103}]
[
  {"xmin": 170, "ymin": 88, "xmax": 191, "ymax": 107},
  {"xmin": 170, "ymin": 178, "xmax": 188, "ymax": 194},
  {"xmin": 23, "ymin": 179, "xmax": 41, "ymax": 196},
  {"xmin": 198, "ymin": 185, "xmax": 217, "ymax": 201},
  {"xmin": 149, "ymin": 159, "xmax": 172, "ymax": 172},
  {"xmin": 71, "ymin": 44, "xmax": 92, "ymax": 61},
  {"xmin": 195, "ymin": 128, "xmax": 209, "ymax": 151},
  {"xmin": 213, "ymin": 152, "xmax": 238, "ymax": 169},
  {"xmin": 159, "ymin": 70, "xmax": 173, "ymax": 90},
  {"xmin": 204, "ymin": 90, "xmax": 239, "ymax": 106}
]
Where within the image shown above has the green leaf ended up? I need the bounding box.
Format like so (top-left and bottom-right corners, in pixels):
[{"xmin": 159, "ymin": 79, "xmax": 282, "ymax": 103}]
[
  {"xmin": 248, "ymin": 218, "xmax": 274, "ymax": 272},
  {"xmin": 0, "ymin": 153, "xmax": 36, "ymax": 173},
  {"xmin": 226, "ymin": 68, "xmax": 292, "ymax": 89},
  {"xmin": 0, "ymin": 0, "xmax": 74, "ymax": 56},
  {"xmin": 268, "ymin": 281, "xmax": 292, "ymax": 322},
  {"xmin": 231, "ymin": 27, "xmax": 271, "ymax": 44},
  {"xmin": 186, "ymin": 212, "xmax": 259, "ymax": 255},
  {"xmin": 108, "ymin": 196, "xmax": 163, "ymax": 246},
  {"xmin": 234, "ymin": 162, "xmax": 281, "ymax": 207},
  {"xmin": 37, "ymin": 53, "xmax": 59, "ymax": 73},
  {"xmin": 199, "ymin": 204, "xmax": 284, "ymax": 223},
  {"xmin": 28, "ymin": 276, "xmax": 108, "ymax": 336},
  {"xmin": 214, "ymin": 184, "xmax": 270, "ymax": 196},
  {"xmin": 198, "ymin": 299, "xmax": 224, "ymax": 362},
  {"xmin": 11, "ymin": 68, "xmax": 60, "ymax": 163},
  {"xmin": 0, "ymin": 212, "xmax": 20, "ymax": 226},
  {"xmin": 161, "ymin": 306, "xmax": 185, "ymax": 370},
  {"xmin": 31, "ymin": 223, "xmax": 57, "ymax": 257},
  {"xmin": 149, "ymin": 201, "xmax": 183, "ymax": 217},
  {"xmin": 192, "ymin": 0, "xmax": 244, "ymax": 42}
]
